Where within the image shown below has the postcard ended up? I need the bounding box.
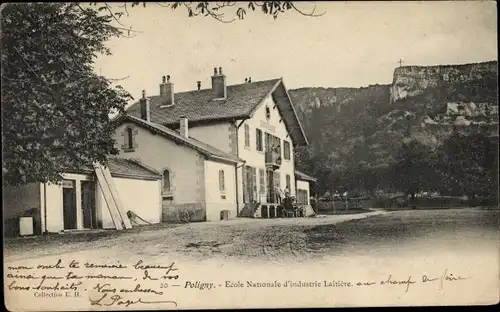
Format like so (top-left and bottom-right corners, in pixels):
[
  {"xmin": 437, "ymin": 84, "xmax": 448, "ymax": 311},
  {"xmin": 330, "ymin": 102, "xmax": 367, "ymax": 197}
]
[{"xmin": 2, "ymin": 1, "xmax": 499, "ymax": 310}]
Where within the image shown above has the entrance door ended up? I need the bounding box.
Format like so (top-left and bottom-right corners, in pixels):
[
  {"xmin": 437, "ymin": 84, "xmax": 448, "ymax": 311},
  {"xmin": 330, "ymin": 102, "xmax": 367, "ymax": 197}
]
[
  {"xmin": 81, "ymin": 181, "xmax": 97, "ymax": 229},
  {"xmin": 62, "ymin": 180, "xmax": 77, "ymax": 230},
  {"xmin": 244, "ymin": 166, "xmax": 257, "ymax": 203}
]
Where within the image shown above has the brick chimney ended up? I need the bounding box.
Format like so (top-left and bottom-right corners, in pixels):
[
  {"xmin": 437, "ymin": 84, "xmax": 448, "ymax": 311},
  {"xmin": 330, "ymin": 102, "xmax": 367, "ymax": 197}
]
[
  {"xmin": 140, "ymin": 90, "xmax": 150, "ymax": 121},
  {"xmin": 211, "ymin": 66, "xmax": 226, "ymax": 99},
  {"xmin": 159, "ymin": 75, "xmax": 174, "ymax": 106},
  {"xmin": 179, "ymin": 116, "xmax": 188, "ymax": 138}
]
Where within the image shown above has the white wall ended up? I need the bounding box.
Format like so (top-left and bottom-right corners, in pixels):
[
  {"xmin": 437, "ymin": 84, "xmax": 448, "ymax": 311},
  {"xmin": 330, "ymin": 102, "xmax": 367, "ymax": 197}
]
[
  {"xmin": 114, "ymin": 122, "xmax": 205, "ymax": 204},
  {"xmin": 97, "ymin": 176, "xmax": 163, "ymax": 229},
  {"xmin": 236, "ymin": 94, "xmax": 296, "ymax": 205},
  {"xmin": 41, "ymin": 173, "xmax": 91, "ymax": 233},
  {"xmin": 111, "ymin": 177, "xmax": 161, "ymax": 226},
  {"xmin": 43, "ymin": 182, "xmax": 64, "ymax": 232},
  {"xmin": 204, "ymin": 160, "xmax": 237, "ymax": 221},
  {"xmin": 296, "ymin": 180, "xmax": 311, "ymax": 206},
  {"xmin": 188, "ymin": 122, "xmax": 233, "ymax": 155}
]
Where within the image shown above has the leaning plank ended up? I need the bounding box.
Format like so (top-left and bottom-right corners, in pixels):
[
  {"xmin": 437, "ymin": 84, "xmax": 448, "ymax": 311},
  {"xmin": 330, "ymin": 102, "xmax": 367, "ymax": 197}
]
[
  {"xmin": 97, "ymin": 162, "xmax": 133, "ymax": 229},
  {"xmin": 93, "ymin": 162, "xmax": 125, "ymax": 230}
]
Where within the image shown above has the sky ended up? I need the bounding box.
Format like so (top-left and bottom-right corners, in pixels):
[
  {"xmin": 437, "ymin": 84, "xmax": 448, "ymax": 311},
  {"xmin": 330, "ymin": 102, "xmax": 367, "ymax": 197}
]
[{"xmin": 93, "ymin": 1, "xmax": 497, "ymax": 101}]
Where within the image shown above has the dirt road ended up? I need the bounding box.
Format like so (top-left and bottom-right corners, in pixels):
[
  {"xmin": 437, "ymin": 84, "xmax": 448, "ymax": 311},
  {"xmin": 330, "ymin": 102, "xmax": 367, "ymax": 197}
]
[{"xmin": 4, "ymin": 208, "xmax": 498, "ymax": 265}]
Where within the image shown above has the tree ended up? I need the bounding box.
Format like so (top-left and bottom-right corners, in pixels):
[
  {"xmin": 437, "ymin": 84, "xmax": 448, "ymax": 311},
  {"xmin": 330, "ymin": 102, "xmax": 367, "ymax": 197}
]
[
  {"xmin": 2, "ymin": 3, "xmax": 133, "ymax": 186},
  {"xmin": 390, "ymin": 140, "xmax": 437, "ymax": 199},
  {"xmin": 436, "ymin": 128, "xmax": 499, "ymax": 201},
  {"xmin": 1, "ymin": 2, "xmax": 323, "ymax": 186}
]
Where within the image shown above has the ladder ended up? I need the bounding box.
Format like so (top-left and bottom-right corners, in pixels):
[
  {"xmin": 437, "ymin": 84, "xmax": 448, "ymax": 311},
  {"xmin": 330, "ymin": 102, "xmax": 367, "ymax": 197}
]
[{"xmin": 93, "ymin": 162, "xmax": 133, "ymax": 230}]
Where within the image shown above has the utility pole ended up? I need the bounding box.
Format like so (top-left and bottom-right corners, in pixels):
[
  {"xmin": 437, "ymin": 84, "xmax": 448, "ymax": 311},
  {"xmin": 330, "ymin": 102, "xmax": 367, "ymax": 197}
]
[{"xmin": 398, "ymin": 59, "xmax": 404, "ymax": 67}]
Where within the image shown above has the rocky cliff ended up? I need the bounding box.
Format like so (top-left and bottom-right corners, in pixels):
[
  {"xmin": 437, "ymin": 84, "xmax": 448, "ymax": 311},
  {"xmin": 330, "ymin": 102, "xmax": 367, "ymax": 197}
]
[
  {"xmin": 390, "ymin": 61, "xmax": 497, "ymax": 103},
  {"xmin": 289, "ymin": 61, "xmax": 498, "ymax": 175}
]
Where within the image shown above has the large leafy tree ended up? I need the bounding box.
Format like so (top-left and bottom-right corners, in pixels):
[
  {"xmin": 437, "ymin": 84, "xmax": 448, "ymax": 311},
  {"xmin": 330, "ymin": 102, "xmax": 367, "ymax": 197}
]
[
  {"xmin": 436, "ymin": 128, "xmax": 499, "ymax": 200},
  {"xmin": 390, "ymin": 139, "xmax": 438, "ymax": 199},
  {"xmin": 1, "ymin": 3, "xmax": 132, "ymax": 186},
  {"xmin": 2, "ymin": 2, "xmax": 323, "ymax": 186}
]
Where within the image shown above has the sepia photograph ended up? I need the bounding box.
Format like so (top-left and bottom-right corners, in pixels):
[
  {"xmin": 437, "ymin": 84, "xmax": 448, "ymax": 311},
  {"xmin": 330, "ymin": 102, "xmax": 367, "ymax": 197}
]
[{"xmin": 2, "ymin": 1, "xmax": 499, "ymax": 310}]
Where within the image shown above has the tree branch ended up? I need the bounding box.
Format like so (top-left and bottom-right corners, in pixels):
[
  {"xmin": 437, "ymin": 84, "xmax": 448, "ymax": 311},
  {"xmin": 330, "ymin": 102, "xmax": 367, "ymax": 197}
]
[{"xmin": 291, "ymin": 3, "xmax": 326, "ymax": 17}]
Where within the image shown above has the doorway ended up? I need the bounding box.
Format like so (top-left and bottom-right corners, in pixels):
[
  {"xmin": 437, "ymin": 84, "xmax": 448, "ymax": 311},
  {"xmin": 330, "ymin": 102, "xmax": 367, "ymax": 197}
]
[
  {"xmin": 244, "ymin": 166, "xmax": 257, "ymax": 203},
  {"xmin": 81, "ymin": 181, "xmax": 97, "ymax": 229},
  {"xmin": 62, "ymin": 180, "xmax": 77, "ymax": 230}
]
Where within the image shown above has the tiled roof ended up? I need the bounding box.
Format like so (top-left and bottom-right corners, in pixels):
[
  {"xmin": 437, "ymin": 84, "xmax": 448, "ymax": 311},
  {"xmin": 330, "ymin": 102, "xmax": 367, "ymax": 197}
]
[
  {"xmin": 295, "ymin": 170, "xmax": 316, "ymax": 182},
  {"xmin": 106, "ymin": 158, "xmax": 161, "ymax": 180},
  {"xmin": 126, "ymin": 79, "xmax": 281, "ymax": 125},
  {"xmin": 114, "ymin": 114, "xmax": 243, "ymax": 164},
  {"xmin": 71, "ymin": 158, "xmax": 162, "ymax": 180}
]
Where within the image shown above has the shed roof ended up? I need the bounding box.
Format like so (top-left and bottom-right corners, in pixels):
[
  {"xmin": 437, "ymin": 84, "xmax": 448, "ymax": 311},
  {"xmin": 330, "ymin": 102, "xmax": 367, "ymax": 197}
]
[{"xmin": 295, "ymin": 170, "xmax": 317, "ymax": 182}]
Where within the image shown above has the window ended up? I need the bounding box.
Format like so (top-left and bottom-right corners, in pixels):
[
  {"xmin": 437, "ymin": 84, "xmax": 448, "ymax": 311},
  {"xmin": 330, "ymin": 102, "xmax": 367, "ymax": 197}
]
[
  {"xmin": 284, "ymin": 141, "xmax": 291, "ymax": 160},
  {"xmin": 286, "ymin": 174, "xmax": 291, "ymax": 191},
  {"xmin": 265, "ymin": 133, "xmax": 281, "ymax": 155},
  {"xmin": 274, "ymin": 171, "xmax": 280, "ymax": 188},
  {"xmin": 244, "ymin": 124, "xmax": 250, "ymax": 148},
  {"xmin": 273, "ymin": 136, "xmax": 281, "ymax": 156},
  {"xmin": 256, "ymin": 129, "xmax": 263, "ymax": 152},
  {"xmin": 265, "ymin": 106, "xmax": 271, "ymax": 120},
  {"xmin": 297, "ymin": 189, "xmax": 308, "ymax": 205},
  {"xmin": 259, "ymin": 168, "xmax": 265, "ymax": 196},
  {"xmin": 122, "ymin": 126, "xmax": 137, "ymax": 152},
  {"xmin": 219, "ymin": 170, "xmax": 225, "ymax": 192},
  {"xmin": 162, "ymin": 169, "xmax": 171, "ymax": 192},
  {"xmin": 127, "ymin": 128, "xmax": 133, "ymax": 148}
]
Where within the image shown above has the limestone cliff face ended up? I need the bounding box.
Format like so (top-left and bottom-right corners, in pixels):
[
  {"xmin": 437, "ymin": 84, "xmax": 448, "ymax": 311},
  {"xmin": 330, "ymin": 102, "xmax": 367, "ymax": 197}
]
[
  {"xmin": 289, "ymin": 60, "xmax": 498, "ymax": 172},
  {"xmin": 390, "ymin": 61, "xmax": 497, "ymax": 103}
]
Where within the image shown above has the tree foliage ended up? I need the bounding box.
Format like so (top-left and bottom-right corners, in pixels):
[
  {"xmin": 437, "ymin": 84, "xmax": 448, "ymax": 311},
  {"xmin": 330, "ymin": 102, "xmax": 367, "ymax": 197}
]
[
  {"xmin": 127, "ymin": 2, "xmax": 325, "ymax": 23},
  {"xmin": 1, "ymin": 3, "xmax": 132, "ymax": 186}
]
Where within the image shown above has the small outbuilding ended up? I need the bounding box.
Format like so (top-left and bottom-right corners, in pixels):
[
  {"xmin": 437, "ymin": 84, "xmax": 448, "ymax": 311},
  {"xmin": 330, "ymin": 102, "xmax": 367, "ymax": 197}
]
[{"xmin": 3, "ymin": 158, "xmax": 162, "ymax": 237}]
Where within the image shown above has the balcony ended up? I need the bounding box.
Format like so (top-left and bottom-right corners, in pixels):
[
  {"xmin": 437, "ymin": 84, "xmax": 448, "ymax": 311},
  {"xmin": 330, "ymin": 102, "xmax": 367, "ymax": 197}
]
[{"xmin": 265, "ymin": 151, "xmax": 282, "ymax": 170}]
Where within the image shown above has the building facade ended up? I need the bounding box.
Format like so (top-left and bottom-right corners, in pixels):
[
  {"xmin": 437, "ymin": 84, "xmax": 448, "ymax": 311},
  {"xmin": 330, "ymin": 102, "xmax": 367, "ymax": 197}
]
[
  {"xmin": 123, "ymin": 67, "xmax": 313, "ymax": 218},
  {"xmin": 112, "ymin": 114, "xmax": 241, "ymax": 222},
  {"xmin": 3, "ymin": 158, "xmax": 162, "ymax": 236}
]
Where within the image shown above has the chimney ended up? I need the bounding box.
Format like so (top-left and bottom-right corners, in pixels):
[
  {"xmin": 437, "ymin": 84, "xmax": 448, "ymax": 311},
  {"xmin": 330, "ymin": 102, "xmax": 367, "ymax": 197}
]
[
  {"xmin": 197, "ymin": 81, "xmax": 201, "ymax": 90},
  {"xmin": 179, "ymin": 116, "xmax": 188, "ymax": 138},
  {"xmin": 211, "ymin": 66, "xmax": 226, "ymax": 99},
  {"xmin": 159, "ymin": 75, "xmax": 174, "ymax": 106},
  {"xmin": 140, "ymin": 90, "xmax": 150, "ymax": 121},
  {"xmin": 248, "ymin": 77, "xmax": 252, "ymax": 83}
]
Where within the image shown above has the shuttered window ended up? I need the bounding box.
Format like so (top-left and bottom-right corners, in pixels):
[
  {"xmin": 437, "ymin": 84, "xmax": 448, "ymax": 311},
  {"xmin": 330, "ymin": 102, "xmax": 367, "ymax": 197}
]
[
  {"xmin": 297, "ymin": 189, "xmax": 308, "ymax": 205},
  {"xmin": 256, "ymin": 128, "xmax": 263, "ymax": 152},
  {"xmin": 284, "ymin": 141, "xmax": 291, "ymax": 160},
  {"xmin": 244, "ymin": 124, "xmax": 250, "ymax": 148},
  {"xmin": 219, "ymin": 170, "xmax": 225, "ymax": 192},
  {"xmin": 259, "ymin": 168, "xmax": 265, "ymax": 196}
]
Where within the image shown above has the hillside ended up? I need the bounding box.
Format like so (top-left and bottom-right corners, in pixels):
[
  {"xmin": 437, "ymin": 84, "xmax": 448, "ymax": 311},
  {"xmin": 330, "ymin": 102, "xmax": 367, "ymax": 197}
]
[{"xmin": 289, "ymin": 61, "xmax": 498, "ymax": 194}]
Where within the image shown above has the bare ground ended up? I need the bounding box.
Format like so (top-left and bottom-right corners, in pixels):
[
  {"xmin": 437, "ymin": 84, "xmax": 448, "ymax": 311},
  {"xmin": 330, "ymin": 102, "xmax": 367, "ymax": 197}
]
[{"xmin": 3, "ymin": 208, "xmax": 499, "ymax": 264}]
